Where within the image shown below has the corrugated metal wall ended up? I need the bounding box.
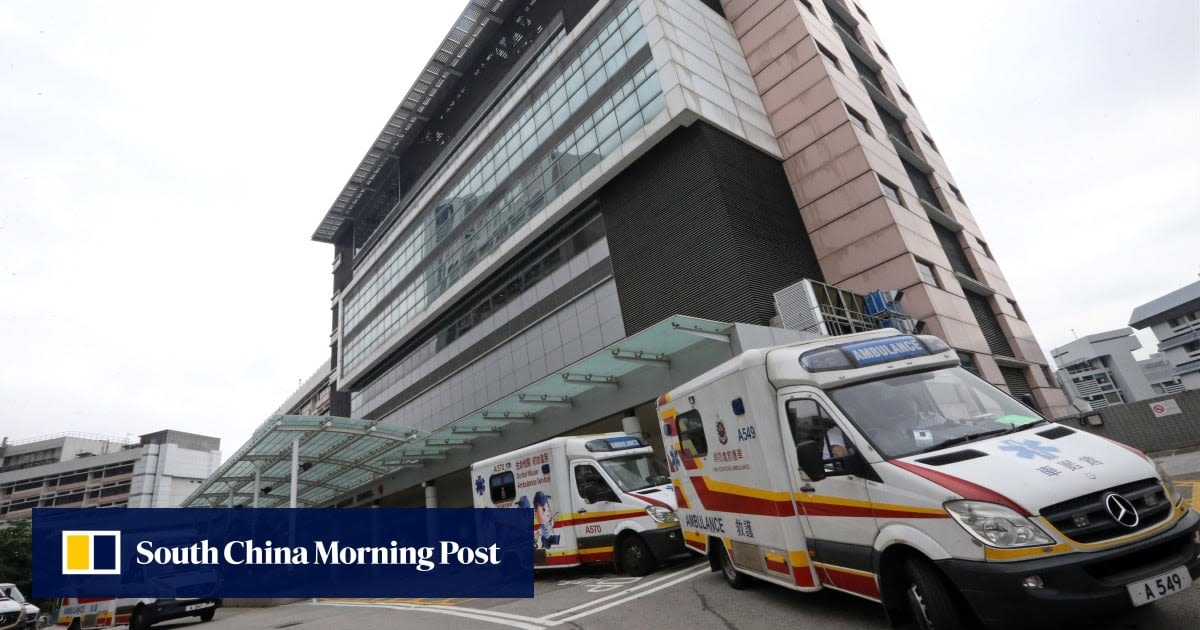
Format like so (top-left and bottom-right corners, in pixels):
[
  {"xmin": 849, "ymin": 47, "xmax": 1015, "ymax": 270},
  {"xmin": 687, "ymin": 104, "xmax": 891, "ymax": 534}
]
[{"xmin": 599, "ymin": 122, "xmax": 824, "ymax": 334}]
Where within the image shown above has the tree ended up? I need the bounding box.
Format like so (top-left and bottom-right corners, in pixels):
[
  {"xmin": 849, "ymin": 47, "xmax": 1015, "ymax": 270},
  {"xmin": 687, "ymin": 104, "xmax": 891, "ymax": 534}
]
[{"xmin": 0, "ymin": 519, "xmax": 45, "ymax": 608}]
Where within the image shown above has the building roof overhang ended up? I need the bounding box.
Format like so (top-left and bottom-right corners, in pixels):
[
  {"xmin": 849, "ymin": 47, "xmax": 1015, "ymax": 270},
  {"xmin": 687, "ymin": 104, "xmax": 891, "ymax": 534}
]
[
  {"xmin": 312, "ymin": 0, "xmax": 511, "ymax": 244},
  {"xmin": 183, "ymin": 315, "xmax": 734, "ymax": 508}
]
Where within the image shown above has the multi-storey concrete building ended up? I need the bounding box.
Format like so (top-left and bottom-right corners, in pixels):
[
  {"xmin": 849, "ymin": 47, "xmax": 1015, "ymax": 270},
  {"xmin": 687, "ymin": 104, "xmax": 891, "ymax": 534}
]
[
  {"xmin": 188, "ymin": 0, "xmax": 1067, "ymax": 509},
  {"xmin": 0, "ymin": 430, "xmax": 220, "ymax": 521},
  {"xmin": 1051, "ymin": 328, "xmax": 1157, "ymax": 410},
  {"xmin": 1130, "ymin": 279, "xmax": 1200, "ymax": 391}
]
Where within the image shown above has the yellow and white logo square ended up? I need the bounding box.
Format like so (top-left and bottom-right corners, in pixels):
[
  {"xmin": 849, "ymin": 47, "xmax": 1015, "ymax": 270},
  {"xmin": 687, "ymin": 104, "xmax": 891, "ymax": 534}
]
[{"xmin": 62, "ymin": 531, "xmax": 121, "ymax": 575}]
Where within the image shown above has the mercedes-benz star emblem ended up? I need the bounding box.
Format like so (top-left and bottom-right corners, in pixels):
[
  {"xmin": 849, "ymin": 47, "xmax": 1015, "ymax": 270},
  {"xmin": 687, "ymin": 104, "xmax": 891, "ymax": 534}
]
[{"xmin": 1103, "ymin": 492, "xmax": 1139, "ymax": 528}]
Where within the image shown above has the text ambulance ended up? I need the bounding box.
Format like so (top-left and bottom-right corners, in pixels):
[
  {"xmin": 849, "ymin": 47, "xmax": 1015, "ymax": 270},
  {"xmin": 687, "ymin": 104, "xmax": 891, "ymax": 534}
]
[
  {"xmin": 471, "ymin": 434, "xmax": 686, "ymax": 575},
  {"xmin": 658, "ymin": 329, "xmax": 1200, "ymax": 629},
  {"xmin": 56, "ymin": 596, "xmax": 220, "ymax": 630}
]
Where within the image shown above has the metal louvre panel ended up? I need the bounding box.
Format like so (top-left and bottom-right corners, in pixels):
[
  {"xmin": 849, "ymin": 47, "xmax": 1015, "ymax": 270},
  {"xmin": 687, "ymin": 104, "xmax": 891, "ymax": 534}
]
[
  {"xmin": 600, "ymin": 123, "xmax": 823, "ymax": 334},
  {"xmin": 964, "ymin": 291, "xmax": 1014, "ymax": 357},
  {"xmin": 932, "ymin": 223, "xmax": 976, "ymax": 279},
  {"xmin": 1000, "ymin": 366, "xmax": 1033, "ymax": 398}
]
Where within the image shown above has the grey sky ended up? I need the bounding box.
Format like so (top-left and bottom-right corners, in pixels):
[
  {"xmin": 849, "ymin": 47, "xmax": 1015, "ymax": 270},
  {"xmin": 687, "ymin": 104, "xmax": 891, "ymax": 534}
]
[{"xmin": 1, "ymin": 1, "xmax": 1196, "ymax": 460}]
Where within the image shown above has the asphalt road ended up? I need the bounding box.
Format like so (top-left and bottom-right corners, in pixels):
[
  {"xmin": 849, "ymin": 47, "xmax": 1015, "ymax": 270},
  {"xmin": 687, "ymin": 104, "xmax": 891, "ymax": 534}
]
[
  {"xmin": 157, "ymin": 456, "xmax": 1200, "ymax": 630},
  {"xmin": 161, "ymin": 551, "xmax": 1200, "ymax": 630}
]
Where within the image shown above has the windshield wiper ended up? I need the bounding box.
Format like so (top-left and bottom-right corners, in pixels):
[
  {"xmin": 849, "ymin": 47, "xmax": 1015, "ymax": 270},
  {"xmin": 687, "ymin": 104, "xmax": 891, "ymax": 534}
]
[{"xmin": 921, "ymin": 427, "xmax": 1013, "ymax": 453}]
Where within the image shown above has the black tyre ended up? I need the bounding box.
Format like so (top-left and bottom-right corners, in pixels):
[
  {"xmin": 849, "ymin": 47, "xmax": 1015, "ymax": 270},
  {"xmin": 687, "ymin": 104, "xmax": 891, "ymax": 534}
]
[
  {"xmin": 619, "ymin": 535, "xmax": 657, "ymax": 577},
  {"xmin": 716, "ymin": 543, "xmax": 751, "ymax": 590},
  {"xmin": 199, "ymin": 608, "xmax": 216, "ymax": 622},
  {"xmin": 67, "ymin": 619, "xmax": 81, "ymax": 630},
  {"xmin": 130, "ymin": 607, "xmax": 150, "ymax": 630},
  {"xmin": 902, "ymin": 558, "xmax": 975, "ymax": 630}
]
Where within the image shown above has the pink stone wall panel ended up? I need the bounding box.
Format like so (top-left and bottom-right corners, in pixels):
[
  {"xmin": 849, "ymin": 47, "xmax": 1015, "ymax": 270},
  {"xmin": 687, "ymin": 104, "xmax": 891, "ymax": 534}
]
[
  {"xmin": 777, "ymin": 100, "xmax": 846, "ymax": 159},
  {"xmin": 797, "ymin": 171, "xmax": 880, "ymax": 230},
  {"xmin": 729, "ymin": 0, "xmax": 788, "ymax": 37},
  {"xmin": 817, "ymin": 223, "xmax": 908, "ymax": 283},
  {"xmin": 790, "ymin": 148, "xmax": 871, "ymax": 209}
]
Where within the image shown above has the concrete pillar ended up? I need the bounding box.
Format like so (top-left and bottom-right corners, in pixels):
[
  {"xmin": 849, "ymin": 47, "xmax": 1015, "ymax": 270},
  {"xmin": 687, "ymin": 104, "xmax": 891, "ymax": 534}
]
[
  {"xmin": 423, "ymin": 481, "xmax": 437, "ymax": 508},
  {"xmin": 289, "ymin": 436, "xmax": 299, "ymax": 508},
  {"xmin": 252, "ymin": 465, "xmax": 260, "ymax": 508},
  {"xmin": 622, "ymin": 414, "xmax": 642, "ymax": 438}
]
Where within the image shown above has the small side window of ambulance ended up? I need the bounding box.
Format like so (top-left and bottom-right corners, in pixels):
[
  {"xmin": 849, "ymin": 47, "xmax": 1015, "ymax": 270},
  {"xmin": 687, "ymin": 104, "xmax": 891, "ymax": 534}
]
[
  {"xmin": 787, "ymin": 399, "xmax": 848, "ymax": 460},
  {"xmin": 490, "ymin": 471, "xmax": 516, "ymax": 502},
  {"xmin": 677, "ymin": 410, "xmax": 708, "ymax": 457}
]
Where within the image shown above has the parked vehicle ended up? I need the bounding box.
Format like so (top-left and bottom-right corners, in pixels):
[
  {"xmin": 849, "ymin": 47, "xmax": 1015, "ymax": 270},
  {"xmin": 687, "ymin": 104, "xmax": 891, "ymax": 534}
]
[
  {"xmin": 658, "ymin": 328, "xmax": 1200, "ymax": 629},
  {"xmin": 0, "ymin": 596, "xmax": 24, "ymax": 630},
  {"xmin": 0, "ymin": 585, "xmax": 36, "ymax": 630},
  {"xmin": 55, "ymin": 597, "xmax": 220, "ymax": 630},
  {"xmin": 471, "ymin": 433, "xmax": 686, "ymax": 575}
]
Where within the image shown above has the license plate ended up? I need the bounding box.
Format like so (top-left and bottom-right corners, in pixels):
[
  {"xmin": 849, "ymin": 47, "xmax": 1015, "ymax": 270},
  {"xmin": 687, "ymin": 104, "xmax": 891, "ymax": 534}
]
[
  {"xmin": 185, "ymin": 602, "xmax": 214, "ymax": 612},
  {"xmin": 1126, "ymin": 565, "xmax": 1193, "ymax": 606}
]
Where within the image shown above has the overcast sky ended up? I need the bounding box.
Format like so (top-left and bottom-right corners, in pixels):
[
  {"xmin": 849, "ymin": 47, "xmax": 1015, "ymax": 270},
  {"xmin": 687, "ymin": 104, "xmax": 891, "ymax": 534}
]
[{"xmin": 2, "ymin": 1, "xmax": 1196, "ymax": 460}]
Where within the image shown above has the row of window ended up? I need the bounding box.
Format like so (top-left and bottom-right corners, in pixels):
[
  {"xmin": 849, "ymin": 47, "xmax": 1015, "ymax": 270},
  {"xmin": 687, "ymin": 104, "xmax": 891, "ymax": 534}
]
[
  {"xmin": 353, "ymin": 214, "xmax": 607, "ymax": 407},
  {"xmin": 340, "ymin": 1, "xmax": 660, "ymax": 374},
  {"xmin": 342, "ymin": 0, "xmax": 642, "ymax": 335}
]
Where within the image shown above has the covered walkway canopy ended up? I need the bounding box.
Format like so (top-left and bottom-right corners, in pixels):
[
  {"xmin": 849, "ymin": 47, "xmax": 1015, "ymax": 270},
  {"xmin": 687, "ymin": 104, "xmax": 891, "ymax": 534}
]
[{"xmin": 183, "ymin": 315, "xmax": 745, "ymax": 508}]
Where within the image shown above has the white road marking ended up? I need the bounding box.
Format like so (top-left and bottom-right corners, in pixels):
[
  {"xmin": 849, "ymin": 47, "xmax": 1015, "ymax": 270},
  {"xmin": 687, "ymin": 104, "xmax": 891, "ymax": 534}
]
[
  {"xmin": 543, "ymin": 565, "xmax": 710, "ymax": 624},
  {"xmin": 540, "ymin": 563, "xmax": 706, "ymax": 620},
  {"xmin": 314, "ymin": 601, "xmax": 547, "ymax": 630}
]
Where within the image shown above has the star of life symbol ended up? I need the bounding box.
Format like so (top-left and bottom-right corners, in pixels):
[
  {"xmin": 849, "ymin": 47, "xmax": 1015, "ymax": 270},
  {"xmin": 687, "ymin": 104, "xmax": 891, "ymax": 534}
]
[
  {"xmin": 474, "ymin": 475, "xmax": 486, "ymax": 495},
  {"xmin": 668, "ymin": 448, "xmax": 681, "ymax": 472},
  {"xmin": 997, "ymin": 438, "xmax": 1061, "ymax": 460}
]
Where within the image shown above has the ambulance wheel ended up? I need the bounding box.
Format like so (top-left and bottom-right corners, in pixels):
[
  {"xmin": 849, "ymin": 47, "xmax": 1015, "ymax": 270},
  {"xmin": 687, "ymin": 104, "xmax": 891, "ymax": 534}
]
[
  {"xmin": 716, "ymin": 543, "xmax": 751, "ymax": 590},
  {"xmin": 67, "ymin": 619, "xmax": 81, "ymax": 630},
  {"xmin": 130, "ymin": 607, "xmax": 150, "ymax": 630},
  {"xmin": 902, "ymin": 558, "xmax": 973, "ymax": 630},
  {"xmin": 619, "ymin": 535, "xmax": 656, "ymax": 577},
  {"xmin": 200, "ymin": 608, "xmax": 216, "ymax": 622}
]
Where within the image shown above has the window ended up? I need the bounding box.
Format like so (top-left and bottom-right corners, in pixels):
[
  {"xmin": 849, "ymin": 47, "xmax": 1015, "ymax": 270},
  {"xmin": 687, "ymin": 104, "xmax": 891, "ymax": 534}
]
[
  {"xmin": 1007, "ymin": 299, "xmax": 1024, "ymax": 320},
  {"xmin": 977, "ymin": 238, "xmax": 994, "ymax": 258},
  {"xmin": 948, "ymin": 184, "xmax": 965, "ymax": 204},
  {"xmin": 677, "ymin": 410, "xmax": 708, "ymax": 458},
  {"xmin": 921, "ymin": 132, "xmax": 938, "ymax": 153},
  {"xmin": 489, "ymin": 471, "xmax": 516, "ymax": 503},
  {"xmin": 786, "ymin": 399, "xmax": 849, "ymax": 468},
  {"xmin": 915, "ymin": 258, "xmax": 939, "ymax": 287},
  {"xmin": 854, "ymin": 3, "xmax": 869, "ymax": 21},
  {"xmin": 798, "ymin": 0, "xmax": 813, "ymax": 12},
  {"xmin": 816, "ymin": 43, "xmax": 842, "ymax": 71},
  {"xmin": 846, "ymin": 106, "xmax": 870, "ymax": 134},
  {"xmin": 876, "ymin": 43, "xmax": 892, "ymax": 62},
  {"xmin": 878, "ymin": 176, "xmax": 903, "ymax": 206},
  {"xmin": 1184, "ymin": 341, "xmax": 1200, "ymax": 356},
  {"xmin": 898, "ymin": 86, "xmax": 913, "ymax": 104},
  {"xmin": 574, "ymin": 464, "xmax": 616, "ymax": 502}
]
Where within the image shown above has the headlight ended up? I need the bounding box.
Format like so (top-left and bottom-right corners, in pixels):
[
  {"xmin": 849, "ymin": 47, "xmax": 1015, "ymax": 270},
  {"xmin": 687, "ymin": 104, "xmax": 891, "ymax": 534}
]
[
  {"xmin": 645, "ymin": 505, "xmax": 678, "ymax": 523},
  {"xmin": 944, "ymin": 500, "xmax": 1054, "ymax": 548},
  {"xmin": 1155, "ymin": 462, "xmax": 1183, "ymax": 506}
]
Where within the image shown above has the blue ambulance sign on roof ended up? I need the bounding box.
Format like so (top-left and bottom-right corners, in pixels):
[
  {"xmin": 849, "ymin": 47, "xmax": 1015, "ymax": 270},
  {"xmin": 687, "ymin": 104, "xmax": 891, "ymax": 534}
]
[{"xmin": 842, "ymin": 336, "xmax": 927, "ymax": 367}]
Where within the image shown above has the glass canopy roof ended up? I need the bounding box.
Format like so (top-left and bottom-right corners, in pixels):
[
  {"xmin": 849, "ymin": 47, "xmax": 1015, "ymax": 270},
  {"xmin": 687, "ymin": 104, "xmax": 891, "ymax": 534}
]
[{"xmin": 183, "ymin": 315, "xmax": 732, "ymax": 508}]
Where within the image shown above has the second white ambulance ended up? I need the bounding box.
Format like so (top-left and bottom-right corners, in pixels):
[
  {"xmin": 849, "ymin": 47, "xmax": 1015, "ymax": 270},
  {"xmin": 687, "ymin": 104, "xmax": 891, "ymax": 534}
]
[
  {"xmin": 658, "ymin": 328, "xmax": 1200, "ymax": 629},
  {"xmin": 471, "ymin": 434, "xmax": 686, "ymax": 575}
]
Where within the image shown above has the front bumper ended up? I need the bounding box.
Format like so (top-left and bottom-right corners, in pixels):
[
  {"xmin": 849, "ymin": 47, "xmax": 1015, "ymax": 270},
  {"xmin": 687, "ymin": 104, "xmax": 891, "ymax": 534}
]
[
  {"xmin": 938, "ymin": 509, "xmax": 1200, "ymax": 629},
  {"xmin": 144, "ymin": 598, "xmax": 222, "ymax": 624},
  {"xmin": 642, "ymin": 526, "xmax": 687, "ymax": 563}
]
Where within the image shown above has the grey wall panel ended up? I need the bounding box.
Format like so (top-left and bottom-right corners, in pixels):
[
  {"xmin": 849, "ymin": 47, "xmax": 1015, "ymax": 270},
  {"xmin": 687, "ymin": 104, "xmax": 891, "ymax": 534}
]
[{"xmin": 599, "ymin": 121, "xmax": 823, "ymax": 334}]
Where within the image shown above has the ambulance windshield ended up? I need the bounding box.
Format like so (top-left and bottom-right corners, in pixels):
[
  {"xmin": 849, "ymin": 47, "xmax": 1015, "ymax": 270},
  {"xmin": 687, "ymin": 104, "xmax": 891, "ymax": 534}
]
[
  {"xmin": 828, "ymin": 366, "xmax": 1044, "ymax": 459},
  {"xmin": 599, "ymin": 454, "xmax": 671, "ymax": 492}
]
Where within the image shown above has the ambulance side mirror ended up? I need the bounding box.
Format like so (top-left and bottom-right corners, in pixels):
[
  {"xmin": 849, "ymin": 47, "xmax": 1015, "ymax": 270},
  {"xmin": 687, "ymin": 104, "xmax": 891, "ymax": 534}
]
[{"xmin": 796, "ymin": 440, "xmax": 826, "ymax": 481}]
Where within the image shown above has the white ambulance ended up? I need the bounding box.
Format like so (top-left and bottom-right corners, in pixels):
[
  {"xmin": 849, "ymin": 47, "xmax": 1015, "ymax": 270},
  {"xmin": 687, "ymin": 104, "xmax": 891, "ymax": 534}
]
[
  {"xmin": 658, "ymin": 329, "xmax": 1200, "ymax": 629},
  {"xmin": 470, "ymin": 433, "xmax": 686, "ymax": 575}
]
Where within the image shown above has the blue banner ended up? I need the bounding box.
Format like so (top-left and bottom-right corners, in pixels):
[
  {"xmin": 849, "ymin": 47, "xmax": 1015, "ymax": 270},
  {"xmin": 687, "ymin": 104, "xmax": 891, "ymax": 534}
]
[{"xmin": 33, "ymin": 508, "xmax": 533, "ymax": 598}]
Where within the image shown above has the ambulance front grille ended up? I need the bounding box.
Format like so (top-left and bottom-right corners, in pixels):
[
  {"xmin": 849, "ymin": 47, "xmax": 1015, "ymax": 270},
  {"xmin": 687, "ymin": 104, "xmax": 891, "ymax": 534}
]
[{"xmin": 1039, "ymin": 478, "xmax": 1170, "ymax": 543}]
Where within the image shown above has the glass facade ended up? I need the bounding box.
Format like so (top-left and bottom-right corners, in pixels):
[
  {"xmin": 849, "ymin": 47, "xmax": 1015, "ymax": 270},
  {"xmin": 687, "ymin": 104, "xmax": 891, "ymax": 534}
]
[{"xmin": 341, "ymin": 0, "xmax": 664, "ymax": 378}]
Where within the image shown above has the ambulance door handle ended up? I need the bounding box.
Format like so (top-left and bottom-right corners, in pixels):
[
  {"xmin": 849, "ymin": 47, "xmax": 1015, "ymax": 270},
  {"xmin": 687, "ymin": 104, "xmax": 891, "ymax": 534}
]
[
  {"xmin": 578, "ymin": 508, "xmax": 587, "ymax": 512},
  {"xmin": 799, "ymin": 484, "xmax": 816, "ymax": 493}
]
